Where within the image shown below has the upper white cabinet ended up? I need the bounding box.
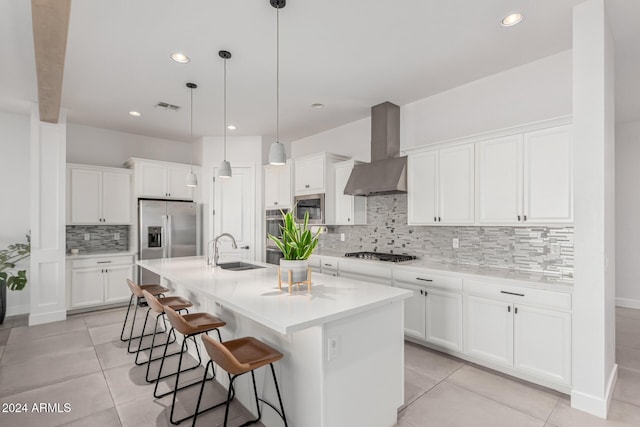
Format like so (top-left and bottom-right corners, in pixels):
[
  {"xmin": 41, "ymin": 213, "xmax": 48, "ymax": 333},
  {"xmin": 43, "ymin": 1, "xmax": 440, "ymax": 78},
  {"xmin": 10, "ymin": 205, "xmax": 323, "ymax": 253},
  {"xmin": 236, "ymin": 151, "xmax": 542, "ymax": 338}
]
[
  {"xmin": 477, "ymin": 125, "xmax": 572, "ymax": 225},
  {"xmin": 126, "ymin": 158, "xmax": 197, "ymax": 200},
  {"xmin": 67, "ymin": 164, "xmax": 132, "ymax": 225},
  {"xmin": 264, "ymin": 161, "xmax": 292, "ymax": 209},
  {"xmin": 408, "ymin": 144, "xmax": 474, "ymax": 225},
  {"xmin": 293, "ymin": 152, "xmax": 349, "ymax": 196},
  {"xmin": 334, "ymin": 160, "xmax": 366, "ymax": 225}
]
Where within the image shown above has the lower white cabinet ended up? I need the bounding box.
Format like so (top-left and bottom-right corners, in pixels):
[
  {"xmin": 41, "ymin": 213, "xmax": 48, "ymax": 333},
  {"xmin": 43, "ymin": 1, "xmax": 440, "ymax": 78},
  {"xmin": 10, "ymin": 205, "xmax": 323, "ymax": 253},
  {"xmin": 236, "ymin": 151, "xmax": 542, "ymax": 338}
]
[
  {"xmin": 68, "ymin": 255, "xmax": 134, "ymax": 309},
  {"xmin": 394, "ymin": 267, "xmax": 463, "ymax": 352},
  {"xmin": 464, "ymin": 280, "xmax": 572, "ymax": 386}
]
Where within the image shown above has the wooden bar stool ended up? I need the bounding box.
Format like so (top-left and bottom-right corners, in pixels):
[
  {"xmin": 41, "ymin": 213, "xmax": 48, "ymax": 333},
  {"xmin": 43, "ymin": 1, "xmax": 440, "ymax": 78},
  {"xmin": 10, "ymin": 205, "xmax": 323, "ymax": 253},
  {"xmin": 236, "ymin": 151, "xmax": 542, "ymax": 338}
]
[
  {"xmin": 193, "ymin": 334, "xmax": 288, "ymax": 427},
  {"xmin": 135, "ymin": 290, "xmax": 195, "ymax": 381},
  {"xmin": 154, "ymin": 305, "xmax": 227, "ymax": 425},
  {"xmin": 120, "ymin": 278, "xmax": 169, "ymax": 343}
]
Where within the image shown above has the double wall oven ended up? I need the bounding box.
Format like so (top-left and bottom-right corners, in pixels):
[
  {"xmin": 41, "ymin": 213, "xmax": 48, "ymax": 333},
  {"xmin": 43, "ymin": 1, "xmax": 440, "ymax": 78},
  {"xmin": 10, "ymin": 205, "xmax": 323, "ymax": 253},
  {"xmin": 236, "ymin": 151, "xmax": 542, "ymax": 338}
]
[{"xmin": 265, "ymin": 208, "xmax": 288, "ymax": 265}]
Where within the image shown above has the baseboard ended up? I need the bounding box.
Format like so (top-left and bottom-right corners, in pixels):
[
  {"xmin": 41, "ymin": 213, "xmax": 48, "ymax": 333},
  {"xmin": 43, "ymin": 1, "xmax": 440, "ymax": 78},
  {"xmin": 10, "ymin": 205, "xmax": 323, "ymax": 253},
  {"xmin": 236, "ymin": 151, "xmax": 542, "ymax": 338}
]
[
  {"xmin": 28, "ymin": 309, "xmax": 67, "ymax": 326},
  {"xmin": 571, "ymin": 364, "xmax": 618, "ymax": 418},
  {"xmin": 616, "ymin": 298, "xmax": 640, "ymax": 310},
  {"xmin": 6, "ymin": 304, "xmax": 30, "ymax": 317}
]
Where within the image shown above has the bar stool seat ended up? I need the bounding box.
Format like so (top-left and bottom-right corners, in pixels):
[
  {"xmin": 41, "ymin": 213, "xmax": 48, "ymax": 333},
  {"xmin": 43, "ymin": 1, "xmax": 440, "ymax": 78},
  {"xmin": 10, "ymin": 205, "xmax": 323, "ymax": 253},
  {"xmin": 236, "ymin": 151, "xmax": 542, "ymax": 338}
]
[
  {"xmin": 193, "ymin": 334, "xmax": 288, "ymax": 427},
  {"xmin": 156, "ymin": 296, "xmax": 193, "ymax": 311},
  {"xmin": 122, "ymin": 279, "xmax": 170, "ymax": 347}
]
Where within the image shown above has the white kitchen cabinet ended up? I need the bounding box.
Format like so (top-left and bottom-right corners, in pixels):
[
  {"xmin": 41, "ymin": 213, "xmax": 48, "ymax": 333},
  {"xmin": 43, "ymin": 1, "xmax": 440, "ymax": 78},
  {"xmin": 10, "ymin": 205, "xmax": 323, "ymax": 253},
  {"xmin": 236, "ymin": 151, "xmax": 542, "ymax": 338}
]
[
  {"xmin": 334, "ymin": 160, "xmax": 366, "ymax": 225},
  {"xmin": 394, "ymin": 267, "xmax": 463, "ymax": 351},
  {"xmin": 68, "ymin": 255, "xmax": 135, "ymax": 309},
  {"xmin": 464, "ymin": 279, "xmax": 572, "ymax": 386},
  {"xmin": 477, "ymin": 125, "xmax": 572, "ymax": 225},
  {"xmin": 293, "ymin": 152, "xmax": 349, "ymax": 197},
  {"xmin": 126, "ymin": 158, "xmax": 197, "ymax": 200},
  {"xmin": 408, "ymin": 144, "xmax": 474, "ymax": 225},
  {"xmin": 264, "ymin": 161, "xmax": 292, "ymax": 209},
  {"xmin": 68, "ymin": 165, "xmax": 132, "ymax": 225}
]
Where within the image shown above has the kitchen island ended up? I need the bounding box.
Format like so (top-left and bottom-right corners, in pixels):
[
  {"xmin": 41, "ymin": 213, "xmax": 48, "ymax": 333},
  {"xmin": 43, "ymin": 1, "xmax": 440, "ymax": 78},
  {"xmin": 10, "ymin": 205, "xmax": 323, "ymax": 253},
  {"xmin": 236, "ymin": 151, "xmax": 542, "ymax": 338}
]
[{"xmin": 138, "ymin": 256, "xmax": 412, "ymax": 427}]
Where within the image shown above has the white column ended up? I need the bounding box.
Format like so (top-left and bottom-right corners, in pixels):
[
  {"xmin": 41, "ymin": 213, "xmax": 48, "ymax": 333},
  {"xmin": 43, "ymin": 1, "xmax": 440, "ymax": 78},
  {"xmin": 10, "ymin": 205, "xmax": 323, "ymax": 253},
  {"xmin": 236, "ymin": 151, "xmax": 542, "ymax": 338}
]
[
  {"xmin": 571, "ymin": 0, "xmax": 616, "ymax": 418},
  {"xmin": 29, "ymin": 104, "xmax": 67, "ymax": 326}
]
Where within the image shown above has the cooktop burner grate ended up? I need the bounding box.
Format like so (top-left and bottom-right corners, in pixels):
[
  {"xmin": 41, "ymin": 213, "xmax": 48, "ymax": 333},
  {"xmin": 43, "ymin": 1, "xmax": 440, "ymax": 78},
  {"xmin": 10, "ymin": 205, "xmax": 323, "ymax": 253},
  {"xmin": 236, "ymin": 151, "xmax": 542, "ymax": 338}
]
[{"xmin": 344, "ymin": 252, "xmax": 416, "ymax": 263}]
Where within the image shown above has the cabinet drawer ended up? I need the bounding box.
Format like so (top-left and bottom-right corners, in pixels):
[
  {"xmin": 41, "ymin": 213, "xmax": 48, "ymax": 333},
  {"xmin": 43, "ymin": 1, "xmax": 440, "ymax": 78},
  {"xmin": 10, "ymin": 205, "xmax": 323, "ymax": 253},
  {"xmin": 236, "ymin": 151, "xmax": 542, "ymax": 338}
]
[
  {"xmin": 319, "ymin": 257, "xmax": 338, "ymax": 271},
  {"xmin": 71, "ymin": 255, "xmax": 134, "ymax": 269},
  {"xmin": 393, "ymin": 267, "xmax": 462, "ymax": 291},
  {"xmin": 465, "ymin": 279, "xmax": 571, "ymax": 311},
  {"xmin": 339, "ymin": 259, "xmax": 392, "ymax": 281}
]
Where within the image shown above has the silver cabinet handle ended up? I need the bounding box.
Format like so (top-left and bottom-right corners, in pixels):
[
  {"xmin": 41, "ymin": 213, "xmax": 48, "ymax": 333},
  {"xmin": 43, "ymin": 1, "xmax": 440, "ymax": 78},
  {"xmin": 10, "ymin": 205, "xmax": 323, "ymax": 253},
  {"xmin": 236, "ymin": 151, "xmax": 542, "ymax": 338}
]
[
  {"xmin": 240, "ymin": 245, "xmax": 250, "ymax": 250},
  {"xmin": 416, "ymin": 277, "xmax": 433, "ymax": 282},
  {"xmin": 97, "ymin": 261, "xmax": 112, "ymax": 264}
]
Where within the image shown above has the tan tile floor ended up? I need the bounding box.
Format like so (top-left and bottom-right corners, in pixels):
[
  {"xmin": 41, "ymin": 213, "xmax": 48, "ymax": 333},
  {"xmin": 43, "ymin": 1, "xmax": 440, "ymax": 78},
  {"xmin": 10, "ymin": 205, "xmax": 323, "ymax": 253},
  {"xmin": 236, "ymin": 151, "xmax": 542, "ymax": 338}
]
[{"xmin": 0, "ymin": 306, "xmax": 639, "ymax": 426}]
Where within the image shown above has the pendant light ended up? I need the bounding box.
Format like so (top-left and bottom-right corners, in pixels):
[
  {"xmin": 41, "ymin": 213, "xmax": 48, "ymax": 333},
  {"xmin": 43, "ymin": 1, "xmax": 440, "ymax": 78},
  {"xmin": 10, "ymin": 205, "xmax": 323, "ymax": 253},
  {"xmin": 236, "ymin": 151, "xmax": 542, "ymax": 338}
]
[
  {"xmin": 268, "ymin": 0, "xmax": 287, "ymax": 165},
  {"xmin": 186, "ymin": 82, "xmax": 198, "ymax": 187},
  {"xmin": 218, "ymin": 50, "xmax": 233, "ymax": 178}
]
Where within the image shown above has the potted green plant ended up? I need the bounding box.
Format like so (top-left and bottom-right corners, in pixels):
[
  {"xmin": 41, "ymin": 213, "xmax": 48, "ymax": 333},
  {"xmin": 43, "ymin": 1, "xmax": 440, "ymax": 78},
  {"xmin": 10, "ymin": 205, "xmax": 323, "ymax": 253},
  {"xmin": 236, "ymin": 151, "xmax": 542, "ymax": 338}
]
[
  {"xmin": 0, "ymin": 233, "xmax": 31, "ymax": 324},
  {"xmin": 268, "ymin": 210, "xmax": 320, "ymax": 282}
]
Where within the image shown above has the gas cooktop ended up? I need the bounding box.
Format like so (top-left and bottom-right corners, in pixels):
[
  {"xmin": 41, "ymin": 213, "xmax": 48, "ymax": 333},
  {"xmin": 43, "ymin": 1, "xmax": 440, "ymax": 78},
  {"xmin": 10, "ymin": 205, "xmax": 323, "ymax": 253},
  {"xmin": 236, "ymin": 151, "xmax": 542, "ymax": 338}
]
[{"xmin": 344, "ymin": 252, "xmax": 416, "ymax": 263}]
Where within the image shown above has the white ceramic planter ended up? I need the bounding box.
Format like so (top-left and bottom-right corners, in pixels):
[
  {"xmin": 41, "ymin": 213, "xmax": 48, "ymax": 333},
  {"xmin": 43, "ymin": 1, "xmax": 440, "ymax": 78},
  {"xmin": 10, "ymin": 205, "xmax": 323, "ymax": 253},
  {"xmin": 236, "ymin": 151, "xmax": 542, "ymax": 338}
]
[{"xmin": 280, "ymin": 259, "xmax": 309, "ymax": 283}]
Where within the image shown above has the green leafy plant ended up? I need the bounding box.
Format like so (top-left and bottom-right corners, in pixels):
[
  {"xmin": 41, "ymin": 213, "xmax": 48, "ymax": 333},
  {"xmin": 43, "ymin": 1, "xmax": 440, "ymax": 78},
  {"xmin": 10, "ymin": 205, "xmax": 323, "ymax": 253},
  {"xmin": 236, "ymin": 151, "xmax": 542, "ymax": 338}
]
[
  {"xmin": 0, "ymin": 233, "xmax": 31, "ymax": 291},
  {"xmin": 268, "ymin": 210, "xmax": 320, "ymax": 260}
]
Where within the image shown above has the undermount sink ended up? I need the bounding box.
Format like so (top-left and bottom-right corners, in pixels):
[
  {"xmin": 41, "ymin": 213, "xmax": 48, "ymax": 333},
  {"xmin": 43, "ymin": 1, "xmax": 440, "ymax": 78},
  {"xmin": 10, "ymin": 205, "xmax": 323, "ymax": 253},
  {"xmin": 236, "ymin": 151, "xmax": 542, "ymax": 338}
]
[{"xmin": 217, "ymin": 262, "xmax": 265, "ymax": 271}]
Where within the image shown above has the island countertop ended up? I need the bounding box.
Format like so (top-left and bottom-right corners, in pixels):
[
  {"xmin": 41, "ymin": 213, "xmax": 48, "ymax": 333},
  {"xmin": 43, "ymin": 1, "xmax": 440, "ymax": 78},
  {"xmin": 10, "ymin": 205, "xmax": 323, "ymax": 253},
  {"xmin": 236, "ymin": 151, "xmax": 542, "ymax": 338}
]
[{"xmin": 137, "ymin": 256, "xmax": 412, "ymax": 335}]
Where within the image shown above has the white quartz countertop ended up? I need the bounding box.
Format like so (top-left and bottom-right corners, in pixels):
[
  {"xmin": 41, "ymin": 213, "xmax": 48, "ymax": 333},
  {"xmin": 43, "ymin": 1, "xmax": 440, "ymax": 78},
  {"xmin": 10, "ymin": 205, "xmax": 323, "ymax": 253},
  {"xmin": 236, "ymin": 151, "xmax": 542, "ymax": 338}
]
[
  {"xmin": 67, "ymin": 250, "xmax": 136, "ymax": 259},
  {"xmin": 137, "ymin": 256, "xmax": 412, "ymax": 335}
]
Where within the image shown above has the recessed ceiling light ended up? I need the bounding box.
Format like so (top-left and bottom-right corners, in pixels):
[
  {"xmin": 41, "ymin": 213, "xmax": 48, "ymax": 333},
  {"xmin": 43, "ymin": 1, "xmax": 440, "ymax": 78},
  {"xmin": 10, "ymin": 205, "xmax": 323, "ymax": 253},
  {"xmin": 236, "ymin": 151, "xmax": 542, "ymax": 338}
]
[
  {"xmin": 501, "ymin": 13, "xmax": 523, "ymax": 27},
  {"xmin": 170, "ymin": 52, "xmax": 190, "ymax": 63},
  {"xmin": 227, "ymin": 125, "xmax": 236, "ymax": 130},
  {"xmin": 311, "ymin": 103, "xmax": 325, "ymax": 109},
  {"xmin": 128, "ymin": 111, "xmax": 142, "ymax": 117}
]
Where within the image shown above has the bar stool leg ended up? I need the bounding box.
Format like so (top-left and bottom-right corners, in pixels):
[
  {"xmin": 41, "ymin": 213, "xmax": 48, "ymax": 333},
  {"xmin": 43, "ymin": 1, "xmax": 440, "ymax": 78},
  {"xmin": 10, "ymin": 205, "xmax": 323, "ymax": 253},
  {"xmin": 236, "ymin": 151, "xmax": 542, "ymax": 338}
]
[
  {"xmin": 270, "ymin": 363, "xmax": 288, "ymax": 427},
  {"xmin": 119, "ymin": 294, "xmax": 135, "ymax": 341}
]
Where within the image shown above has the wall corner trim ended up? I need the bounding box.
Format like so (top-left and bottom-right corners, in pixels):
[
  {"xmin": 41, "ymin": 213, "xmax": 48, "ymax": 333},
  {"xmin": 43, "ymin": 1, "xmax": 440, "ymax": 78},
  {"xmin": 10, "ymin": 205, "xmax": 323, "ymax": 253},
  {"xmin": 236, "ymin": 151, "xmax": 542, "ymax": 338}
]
[{"xmin": 570, "ymin": 364, "xmax": 618, "ymax": 419}]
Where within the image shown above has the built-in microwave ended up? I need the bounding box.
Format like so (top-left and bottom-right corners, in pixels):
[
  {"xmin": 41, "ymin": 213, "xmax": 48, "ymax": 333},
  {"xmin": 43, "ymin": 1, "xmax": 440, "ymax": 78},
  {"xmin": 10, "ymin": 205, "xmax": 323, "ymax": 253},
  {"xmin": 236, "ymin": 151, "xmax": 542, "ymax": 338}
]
[{"xmin": 293, "ymin": 193, "xmax": 325, "ymax": 224}]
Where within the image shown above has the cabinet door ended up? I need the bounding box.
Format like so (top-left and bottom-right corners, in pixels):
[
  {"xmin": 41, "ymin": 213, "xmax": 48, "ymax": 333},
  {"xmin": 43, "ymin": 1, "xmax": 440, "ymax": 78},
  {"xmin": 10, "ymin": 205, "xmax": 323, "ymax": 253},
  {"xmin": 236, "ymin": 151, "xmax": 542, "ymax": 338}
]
[
  {"xmin": 477, "ymin": 135, "xmax": 523, "ymax": 224},
  {"xmin": 104, "ymin": 264, "xmax": 134, "ymax": 304},
  {"xmin": 523, "ymin": 126, "xmax": 573, "ymax": 223},
  {"xmin": 139, "ymin": 163, "xmax": 167, "ymax": 197},
  {"xmin": 425, "ymin": 288, "xmax": 463, "ymax": 351},
  {"xmin": 264, "ymin": 166, "xmax": 281, "ymax": 209},
  {"xmin": 276, "ymin": 163, "xmax": 292, "ymax": 207},
  {"xmin": 465, "ymin": 295, "xmax": 513, "ymax": 368},
  {"xmin": 439, "ymin": 144, "xmax": 474, "ymax": 224},
  {"xmin": 102, "ymin": 172, "xmax": 131, "ymax": 224},
  {"xmin": 69, "ymin": 168, "xmax": 102, "ymax": 224},
  {"xmin": 395, "ymin": 282, "xmax": 426, "ymax": 340},
  {"xmin": 514, "ymin": 305, "xmax": 571, "ymax": 385},
  {"xmin": 407, "ymin": 151, "xmax": 437, "ymax": 225},
  {"xmin": 294, "ymin": 156, "xmax": 325, "ymax": 194},
  {"xmin": 70, "ymin": 268, "xmax": 104, "ymax": 308},
  {"xmin": 334, "ymin": 163, "xmax": 354, "ymax": 225},
  {"xmin": 167, "ymin": 166, "xmax": 193, "ymax": 199}
]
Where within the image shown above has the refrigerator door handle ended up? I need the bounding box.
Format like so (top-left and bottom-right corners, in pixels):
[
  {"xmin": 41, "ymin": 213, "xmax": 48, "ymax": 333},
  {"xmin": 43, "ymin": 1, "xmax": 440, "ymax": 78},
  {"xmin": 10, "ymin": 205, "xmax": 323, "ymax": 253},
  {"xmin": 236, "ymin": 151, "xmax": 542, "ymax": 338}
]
[
  {"xmin": 166, "ymin": 215, "xmax": 172, "ymax": 258},
  {"xmin": 161, "ymin": 215, "xmax": 168, "ymax": 258}
]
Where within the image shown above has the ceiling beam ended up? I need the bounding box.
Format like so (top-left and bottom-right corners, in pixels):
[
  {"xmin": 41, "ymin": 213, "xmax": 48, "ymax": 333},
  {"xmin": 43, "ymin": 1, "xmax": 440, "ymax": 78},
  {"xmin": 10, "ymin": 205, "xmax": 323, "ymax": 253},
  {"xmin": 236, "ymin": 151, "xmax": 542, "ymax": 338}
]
[{"xmin": 31, "ymin": 0, "xmax": 71, "ymax": 123}]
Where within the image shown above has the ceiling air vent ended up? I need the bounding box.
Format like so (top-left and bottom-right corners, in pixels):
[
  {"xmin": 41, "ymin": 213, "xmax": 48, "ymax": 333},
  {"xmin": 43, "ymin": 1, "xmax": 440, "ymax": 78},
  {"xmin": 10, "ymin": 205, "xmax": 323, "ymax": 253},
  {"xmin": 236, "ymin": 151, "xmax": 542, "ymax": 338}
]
[{"xmin": 155, "ymin": 102, "xmax": 181, "ymax": 111}]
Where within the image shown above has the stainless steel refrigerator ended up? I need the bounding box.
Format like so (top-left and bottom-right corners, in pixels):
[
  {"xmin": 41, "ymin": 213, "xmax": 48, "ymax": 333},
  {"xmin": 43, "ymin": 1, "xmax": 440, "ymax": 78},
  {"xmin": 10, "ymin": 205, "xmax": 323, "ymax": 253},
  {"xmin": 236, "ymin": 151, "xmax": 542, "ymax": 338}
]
[{"xmin": 138, "ymin": 199, "xmax": 199, "ymax": 284}]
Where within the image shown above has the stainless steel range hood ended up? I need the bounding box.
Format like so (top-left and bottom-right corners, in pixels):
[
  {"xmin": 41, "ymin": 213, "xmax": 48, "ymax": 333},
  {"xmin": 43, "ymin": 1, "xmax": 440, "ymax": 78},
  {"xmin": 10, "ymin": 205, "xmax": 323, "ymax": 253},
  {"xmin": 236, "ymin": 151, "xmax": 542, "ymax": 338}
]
[{"xmin": 343, "ymin": 102, "xmax": 407, "ymax": 196}]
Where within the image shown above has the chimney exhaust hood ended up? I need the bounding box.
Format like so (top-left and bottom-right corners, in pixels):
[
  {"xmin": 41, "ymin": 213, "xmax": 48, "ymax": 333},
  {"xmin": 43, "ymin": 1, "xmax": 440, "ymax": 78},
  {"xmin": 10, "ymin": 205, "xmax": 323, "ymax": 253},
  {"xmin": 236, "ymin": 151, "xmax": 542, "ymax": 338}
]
[{"xmin": 343, "ymin": 102, "xmax": 407, "ymax": 196}]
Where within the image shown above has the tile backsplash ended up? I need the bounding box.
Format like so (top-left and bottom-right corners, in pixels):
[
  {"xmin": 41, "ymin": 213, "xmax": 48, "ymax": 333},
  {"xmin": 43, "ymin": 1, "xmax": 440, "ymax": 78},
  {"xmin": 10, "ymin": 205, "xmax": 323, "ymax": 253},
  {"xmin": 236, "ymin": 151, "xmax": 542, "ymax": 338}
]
[
  {"xmin": 66, "ymin": 225, "xmax": 130, "ymax": 253},
  {"xmin": 319, "ymin": 194, "xmax": 573, "ymax": 277}
]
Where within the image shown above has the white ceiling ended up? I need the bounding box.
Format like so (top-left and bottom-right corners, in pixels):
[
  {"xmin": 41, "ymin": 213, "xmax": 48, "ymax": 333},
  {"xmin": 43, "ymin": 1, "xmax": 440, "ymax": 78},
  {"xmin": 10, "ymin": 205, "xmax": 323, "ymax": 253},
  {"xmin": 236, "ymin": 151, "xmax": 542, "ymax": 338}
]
[{"xmin": 0, "ymin": 0, "xmax": 638, "ymax": 143}]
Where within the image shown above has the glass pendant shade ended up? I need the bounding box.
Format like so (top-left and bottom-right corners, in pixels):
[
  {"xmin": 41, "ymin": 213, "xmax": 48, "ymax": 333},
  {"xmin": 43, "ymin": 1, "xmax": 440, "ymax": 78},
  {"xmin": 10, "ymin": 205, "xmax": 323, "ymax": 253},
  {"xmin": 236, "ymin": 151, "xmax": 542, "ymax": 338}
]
[
  {"xmin": 186, "ymin": 170, "xmax": 198, "ymax": 187},
  {"xmin": 218, "ymin": 160, "xmax": 232, "ymax": 178},
  {"xmin": 269, "ymin": 141, "xmax": 286, "ymax": 165}
]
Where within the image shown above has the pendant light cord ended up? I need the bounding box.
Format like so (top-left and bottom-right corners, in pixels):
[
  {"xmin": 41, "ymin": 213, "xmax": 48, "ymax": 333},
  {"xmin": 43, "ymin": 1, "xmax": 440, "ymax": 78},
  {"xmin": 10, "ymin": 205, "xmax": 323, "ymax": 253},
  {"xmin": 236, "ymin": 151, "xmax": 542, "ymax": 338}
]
[
  {"xmin": 189, "ymin": 85, "xmax": 194, "ymax": 173},
  {"xmin": 276, "ymin": 6, "xmax": 280, "ymax": 144},
  {"xmin": 223, "ymin": 57, "xmax": 227, "ymax": 161}
]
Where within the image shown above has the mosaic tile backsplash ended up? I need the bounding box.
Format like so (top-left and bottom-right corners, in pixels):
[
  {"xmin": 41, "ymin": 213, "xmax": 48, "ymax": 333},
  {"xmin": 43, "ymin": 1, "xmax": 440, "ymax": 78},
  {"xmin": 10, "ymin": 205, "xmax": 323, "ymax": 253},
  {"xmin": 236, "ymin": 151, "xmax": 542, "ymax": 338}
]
[
  {"xmin": 66, "ymin": 225, "xmax": 130, "ymax": 253},
  {"xmin": 320, "ymin": 194, "xmax": 574, "ymax": 277}
]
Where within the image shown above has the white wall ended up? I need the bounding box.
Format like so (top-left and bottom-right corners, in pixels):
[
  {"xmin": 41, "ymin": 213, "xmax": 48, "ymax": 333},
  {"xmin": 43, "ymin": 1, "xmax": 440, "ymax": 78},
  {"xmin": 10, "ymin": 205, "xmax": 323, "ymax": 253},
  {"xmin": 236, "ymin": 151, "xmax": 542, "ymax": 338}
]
[
  {"xmin": 67, "ymin": 123, "xmax": 191, "ymax": 167},
  {"xmin": 291, "ymin": 118, "xmax": 370, "ymax": 161},
  {"xmin": 616, "ymin": 119, "xmax": 640, "ymax": 307},
  {"xmin": 291, "ymin": 50, "xmax": 572, "ymax": 157},
  {"xmin": 0, "ymin": 110, "xmax": 31, "ymax": 315}
]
